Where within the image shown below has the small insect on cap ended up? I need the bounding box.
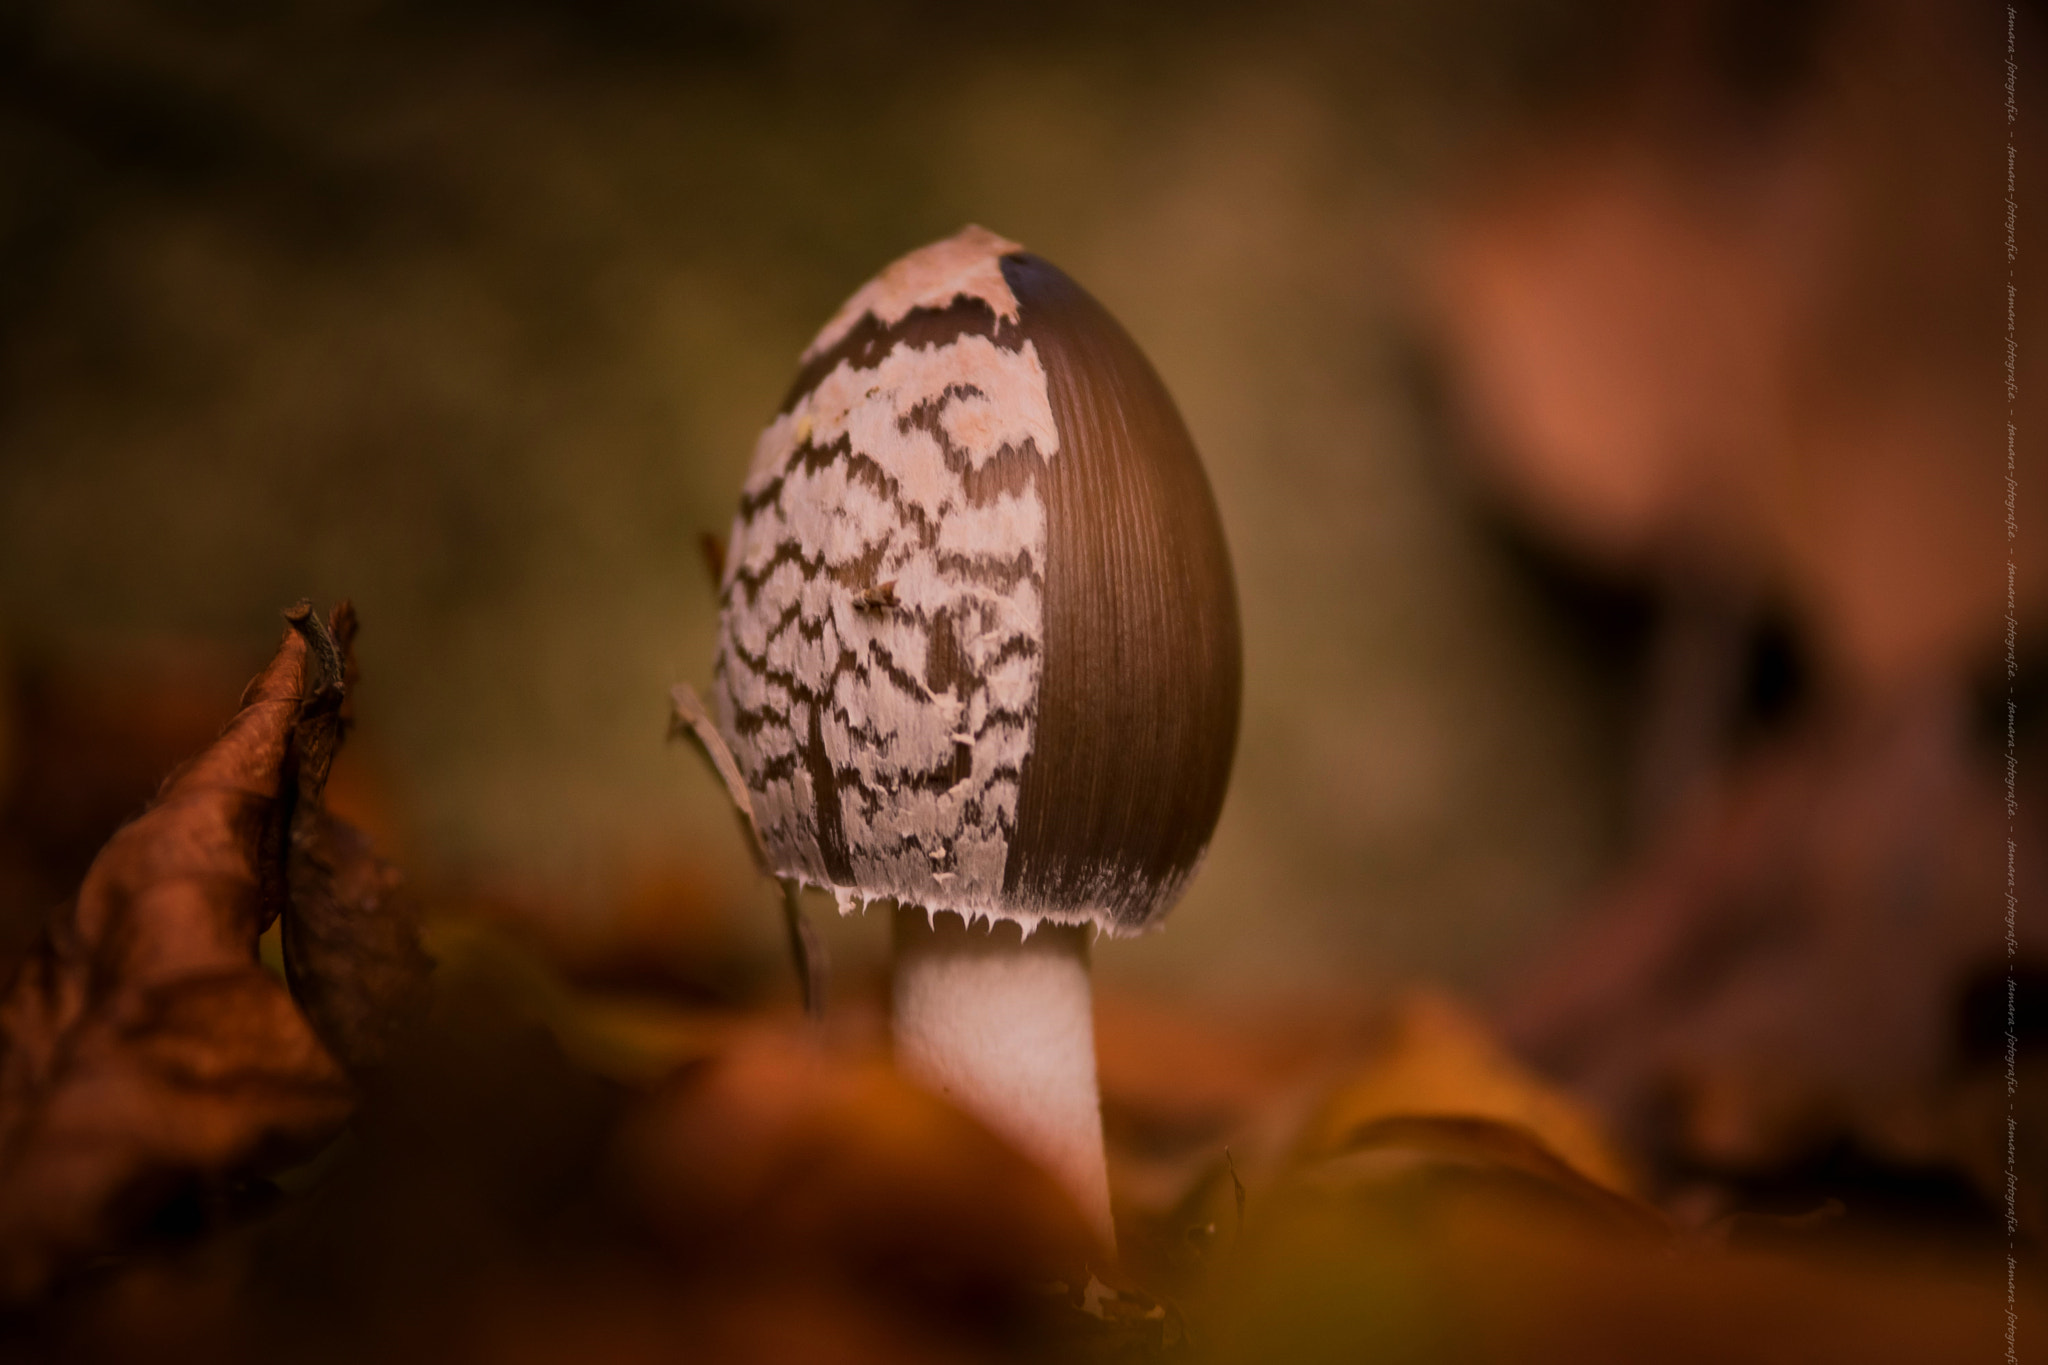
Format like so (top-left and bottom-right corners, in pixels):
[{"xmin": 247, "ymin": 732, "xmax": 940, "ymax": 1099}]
[{"xmin": 715, "ymin": 226, "xmax": 1240, "ymax": 935}]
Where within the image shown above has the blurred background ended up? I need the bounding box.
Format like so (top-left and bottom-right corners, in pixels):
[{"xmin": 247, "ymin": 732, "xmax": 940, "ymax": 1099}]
[
  {"xmin": 0, "ymin": 0, "xmax": 2038, "ymax": 1233},
  {"xmin": 0, "ymin": 0, "xmax": 1647, "ymax": 996}
]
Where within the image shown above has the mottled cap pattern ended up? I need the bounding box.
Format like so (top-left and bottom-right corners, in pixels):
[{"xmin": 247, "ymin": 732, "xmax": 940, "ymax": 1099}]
[{"xmin": 714, "ymin": 226, "xmax": 1240, "ymax": 935}]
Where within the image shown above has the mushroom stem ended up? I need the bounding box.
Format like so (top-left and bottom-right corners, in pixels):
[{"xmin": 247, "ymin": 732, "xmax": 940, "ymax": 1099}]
[{"xmin": 891, "ymin": 906, "xmax": 1115, "ymax": 1251}]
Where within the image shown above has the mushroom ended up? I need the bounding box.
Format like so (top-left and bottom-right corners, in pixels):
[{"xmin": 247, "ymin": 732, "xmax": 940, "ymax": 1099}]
[{"xmin": 710, "ymin": 225, "xmax": 1240, "ymax": 1248}]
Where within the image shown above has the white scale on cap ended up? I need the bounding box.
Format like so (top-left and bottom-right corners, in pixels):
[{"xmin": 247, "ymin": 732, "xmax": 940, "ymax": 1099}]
[{"xmin": 717, "ymin": 226, "xmax": 1061, "ymax": 921}]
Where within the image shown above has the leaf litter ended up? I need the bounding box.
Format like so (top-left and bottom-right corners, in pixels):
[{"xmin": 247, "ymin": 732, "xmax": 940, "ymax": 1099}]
[{"xmin": 0, "ymin": 606, "xmax": 2028, "ymax": 1362}]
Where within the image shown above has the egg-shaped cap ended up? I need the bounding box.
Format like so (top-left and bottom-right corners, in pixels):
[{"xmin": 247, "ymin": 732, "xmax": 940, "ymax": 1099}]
[{"xmin": 715, "ymin": 227, "xmax": 1239, "ymax": 935}]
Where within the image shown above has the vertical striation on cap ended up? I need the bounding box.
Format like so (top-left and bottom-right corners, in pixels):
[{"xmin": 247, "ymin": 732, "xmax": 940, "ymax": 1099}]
[
  {"xmin": 998, "ymin": 253, "xmax": 1240, "ymax": 930},
  {"xmin": 714, "ymin": 230, "xmax": 1239, "ymax": 936}
]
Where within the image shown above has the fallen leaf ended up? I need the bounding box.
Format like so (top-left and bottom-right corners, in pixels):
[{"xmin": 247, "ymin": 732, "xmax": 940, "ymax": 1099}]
[
  {"xmin": 1502, "ymin": 687, "xmax": 2034, "ymax": 1231},
  {"xmin": 1212, "ymin": 1161, "xmax": 2021, "ymax": 1365},
  {"xmin": 264, "ymin": 600, "xmax": 433, "ymax": 1079},
  {"xmin": 0, "ymin": 639, "xmax": 255, "ymax": 987},
  {"xmin": 1298, "ymin": 1114, "xmax": 1666, "ymax": 1243},
  {"xmin": 612, "ymin": 1025, "xmax": 1104, "ymax": 1314},
  {"xmin": 0, "ymin": 606, "xmax": 358, "ymax": 1298},
  {"xmin": 282, "ymin": 808, "xmax": 432, "ymax": 1081},
  {"xmin": 1298, "ymin": 991, "xmax": 1637, "ymax": 1198}
]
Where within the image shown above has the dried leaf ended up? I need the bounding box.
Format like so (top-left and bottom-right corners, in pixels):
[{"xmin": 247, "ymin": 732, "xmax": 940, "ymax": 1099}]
[
  {"xmin": 283, "ymin": 808, "xmax": 432, "ymax": 1080},
  {"xmin": 1502, "ymin": 691, "xmax": 2029, "ymax": 1220},
  {"xmin": 613, "ymin": 1026, "xmax": 1101, "ymax": 1301},
  {"xmin": 1298, "ymin": 991, "xmax": 1637, "ymax": 1198},
  {"xmin": 667, "ymin": 681, "xmax": 763, "ymax": 865},
  {"xmin": 1301, "ymin": 1114, "xmax": 1667, "ymax": 1242},
  {"xmin": 1213, "ymin": 1165, "xmax": 2018, "ymax": 1365},
  {"xmin": 0, "ymin": 640, "xmax": 254, "ymax": 986},
  {"xmin": 275, "ymin": 600, "xmax": 434, "ymax": 1080},
  {"xmin": 0, "ymin": 608, "xmax": 356, "ymax": 1298}
]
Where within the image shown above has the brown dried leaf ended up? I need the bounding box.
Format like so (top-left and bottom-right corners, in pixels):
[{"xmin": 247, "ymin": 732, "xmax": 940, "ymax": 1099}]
[
  {"xmin": 613, "ymin": 1026, "xmax": 1102, "ymax": 1300},
  {"xmin": 1301, "ymin": 1114, "xmax": 1668, "ymax": 1243},
  {"xmin": 460, "ymin": 1271, "xmax": 981, "ymax": 1365},
  {"xmin": 0, "ymin": 607, "xmax": 357, "ymax": 1299},
  {"xmin": 271, "ymin": 600, "xmax": 434, "ymax": 1079},
  {"xmin": 1214, "ymin": 1162, "xmax": 2017, "ymax": 1365},
  {"xmin": 1503, "ymin": 689, "xmax": 2028, "ymax": 1217},
  {"xmin": 0, "ymin": 640, "xmax": 255, "ymax": 987},
  {"xmin": 283, "ymin": 807, "xmax": 432, "ymax": 1081},
  {"xmin": 1298, "ymin": 991, "xmax": 1637, "ymax": 1198},
  {"xmin": 1211, "ymin": 994, "xmax": 2003, "ymax": 1365},
  {"xmin": 1242, "ymin": 995, "xmax": 1668, "ymax": 1276}
]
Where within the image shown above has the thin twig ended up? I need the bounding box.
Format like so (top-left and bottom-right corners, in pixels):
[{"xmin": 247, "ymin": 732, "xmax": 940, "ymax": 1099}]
[
  {"xmin": 667, "ymin": 683, "xmax": 822, "ymax": 1015},
  {"xmin": 780, "ymin": 880, "xmax": 827, "ymax": 1022},
  {"xmin": 1223, "ymin": 1146, "xmax": 1246, "ymax": 1239},
  {"xmin": 666, "ymin": 684, "xmax": 762, "ymax": 868}
]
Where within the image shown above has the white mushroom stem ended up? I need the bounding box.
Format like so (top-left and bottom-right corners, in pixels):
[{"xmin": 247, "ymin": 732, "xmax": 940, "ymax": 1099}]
[{"xmin": 891, "ymin": 907, "xmax": 1115, "ymax": 1251}]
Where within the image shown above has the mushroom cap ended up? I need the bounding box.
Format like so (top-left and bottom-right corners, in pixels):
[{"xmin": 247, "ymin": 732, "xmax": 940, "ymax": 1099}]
[{"xmin": 714, "ymin": 226, "xmax": 1240, "ymax": 936}]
